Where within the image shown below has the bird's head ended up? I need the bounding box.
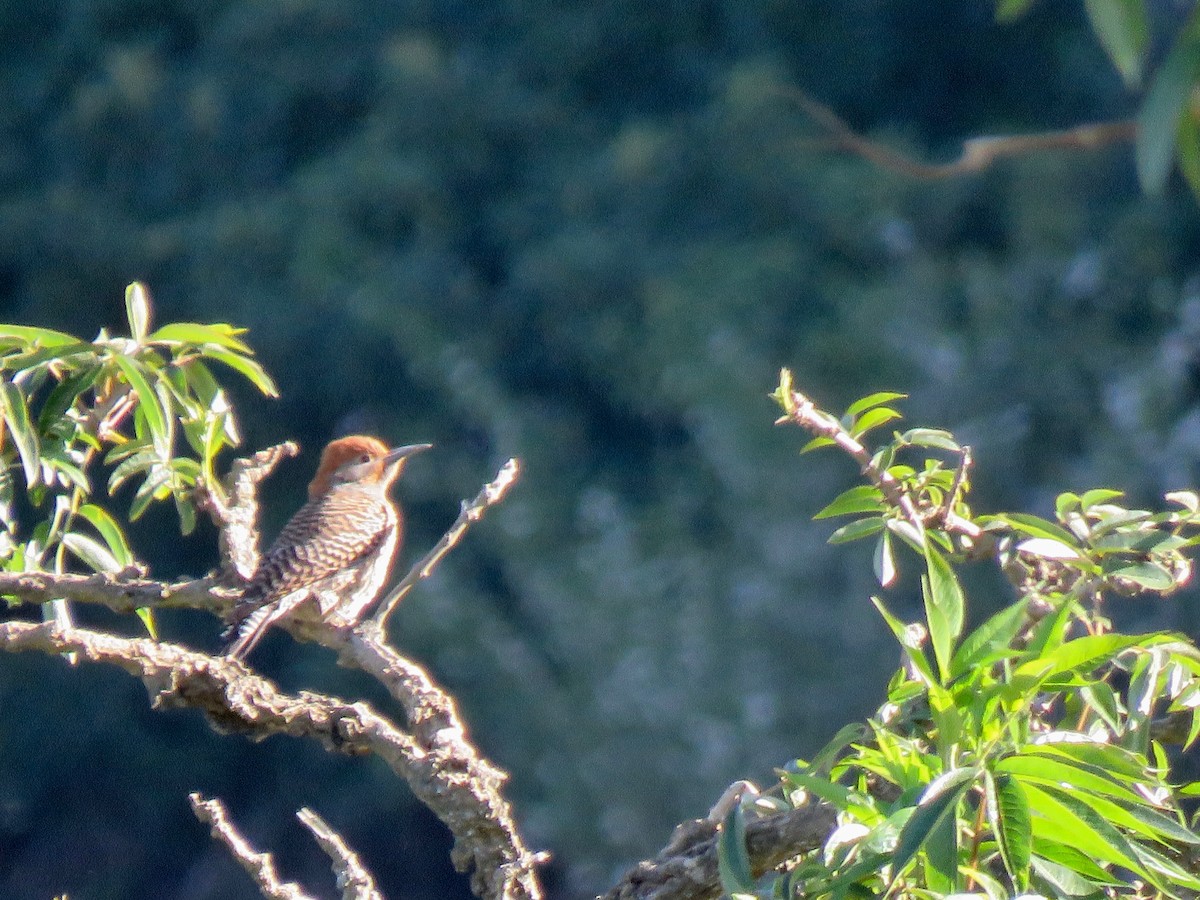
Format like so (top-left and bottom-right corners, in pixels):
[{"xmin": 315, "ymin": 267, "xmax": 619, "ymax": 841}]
[{"xmin": 309, "ymin": 435, "xmax": 432, "ymax": 499}]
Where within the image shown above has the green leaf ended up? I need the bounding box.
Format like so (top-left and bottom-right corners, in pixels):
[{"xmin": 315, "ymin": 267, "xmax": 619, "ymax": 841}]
[
  {"xmin": 849, "ymin": 406, "xmax": 902, "ymax": 438},
  {"xmin": 61, "ymin": 532, "xmax": 122, "ymax": 574},
  {"xmin": 896, "ymin": 428, "xmax": 961, "ymax": 452},
  {"xmin": 828, "ymin": 517, "xmax": 886, "ymax": 544},
  {"xmin": 75, "ymin": 504, "xmax": 134, "ymax": 568},
  {"xmin": 107, "ymin": 446, "xmax": 158, "ymax": 494},
  {"xmin": 1015, "ymin": 632, "xmax": 1158, "ymax": 681},
  {"xmin": 717, "ymin": 801, "xmax": 755, "ymax": 895},
  {"xmin": 0, "ymin": 324, "xmax": 78, "ymax": 348},
  {"xmin": 1079, "ymin": 487, "xmax": 1125, "ymax": 511},
  {"xmin": 1084, "ymin": 0, "xmax": 1148, "ymax": 87},
  {"xmin": 799, "ymin": 435, "xmax": 835, "ymax": 453},
  {"xmin": 802, "ymin": 722, "xmax": 871, "ymax": 776},
  {"xmin": 199, "ymin": 346, "xmax": 279, "ymax": 397},
  {"xmin": 128, "ymin": 466, "xmax": 173, "ymax": 521},
  {"xmin": 996, "ymin": 754, "xmax": 1149, "ymax": 807},
  {"xmin": 950, "ymin": 599, "xmax": 1028, "ymax": 678},
  {"xmin": 891, "ymin": 768, "xmax": 975, "ymax": 885},
  {"xmin": 1106, "ymin": 561, "xmax": 1178, "ymax": 591},
  {"xmin": 985, "ymin": 772, "xmax": 1031, "ymax": 891},
  {"xmin": 112, "ymin": 355, "xmax": 169, "ymax": 458},
  {"xmin": 135, "ymin": 607, "xmax": 158, "ymax": 640},
  {"xmin": 873, "ymin": 530, "xmax": 897, "ymax": 587},
  {"xmin": 871, "ymin": 595, "xmax": 935, "ymax": 684},
  {"xmin": 1030, "ymin": 849, "xmax": 1117, "ymax": 896},
  {"xmin": 146, "ymin": 322, "xmax": 252, "ymax": 353},
  {"xmin": 1021, "ymin": 783, "xmax": 1155, "ymax": 886},
  {"xmin": 0, "ymin": 381, "xmax": 40, "ymax": 487},
  {"xmin": 124, "ymin": 282, "xmax": 152, "ymax": 343},
  {"xmin": 845, "ymin": 391, "xmax": 907, "ymax": 419},
  {"xmin": 1137, "ymin": 9, "xmax": 1200, "ymax": 194},
  {"xmin": 990, "ymin": 513, "xmax": 1081, "ymax": 547},
  {"xmin": 923, "ymin": 544, "xmax": 964, "ymax": 682},
  {"xmin": 814, "ymin": 485, "xmax": 885, "ymax": 519},
  {"xmin": 38, "ymin": 365, "xmax": 100, "ymax": 434}
]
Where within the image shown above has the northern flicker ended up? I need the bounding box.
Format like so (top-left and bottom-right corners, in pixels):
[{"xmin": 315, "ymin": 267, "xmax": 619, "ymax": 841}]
[{"xmin": 221, "ymin": 435, "xmax": 431, "ymax": 661}]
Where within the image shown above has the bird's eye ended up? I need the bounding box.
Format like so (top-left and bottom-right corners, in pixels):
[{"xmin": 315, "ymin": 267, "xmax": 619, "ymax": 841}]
[{"xmin": 359, "ymin": 453, "xmax": 371, "ymax": 463}]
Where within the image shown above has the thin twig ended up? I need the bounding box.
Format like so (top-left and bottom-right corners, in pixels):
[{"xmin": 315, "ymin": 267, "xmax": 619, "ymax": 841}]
[
  {"xmin": 779, "ymin": 85, "xmax": 1137, "ymax": 179},
  {"xmin": 190, "ymin": 793, "xmax": 313, "ymax": 900},
  {"xmin": 296, "ymin": 808, "xmax": 383, "ymax": 900},
  {"xmin": 778, "ymin": 389, "xmax": 983, "ymax": 542},
  {"xmin": 371, "ymin": 458, "xmax": 521, "ymax": 631}
]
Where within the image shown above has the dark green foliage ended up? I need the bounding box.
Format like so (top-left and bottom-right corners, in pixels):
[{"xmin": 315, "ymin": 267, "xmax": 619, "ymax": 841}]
[{"xmin": 759, "ymin": 385, "xmax": 1200, "ymax": 898}]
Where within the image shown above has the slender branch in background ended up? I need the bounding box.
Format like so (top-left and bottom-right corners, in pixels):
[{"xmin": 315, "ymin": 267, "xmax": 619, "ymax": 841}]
[
  {"xmin": 779, "ymin": 85, "xmax": 1137, "ymax": 179},
  {"xmin": 190, "ymin": 793, "xmax": 314, "ymax": 900},
  {"xmin": 371, "ymin": 457, "xmax": 521, "ymax": 631},
  {"xmin": 296, "ymin": 807, "xmax": 384, "ymax": 900}
]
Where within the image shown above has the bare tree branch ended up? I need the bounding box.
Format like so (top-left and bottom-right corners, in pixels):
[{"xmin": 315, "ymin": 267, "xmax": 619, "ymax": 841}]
[
  {"xmin": 190, "ymin": 793, "xmax": 315, "ymax": 900},
  {"xmin": 0, "ymin": 620, "xmax": 544, "ymax": 900},
  {"xmin": 781, "ymin": 85, "xmax": 1136, "ymax": 179},
  {"xmin": 200, "ymin": 441, "xmax": 300, "ymax": 582},
  {"xmin": 370, "ymin": 458, "xmax": 521, "ymax": 630},
  {"xmin": 296, "ymin": 807, "xmax": 384, "ymax": 900},
  {"xmin": 0, "ymin": 571, "xmax": 229, "ymax": 615},
  {"xmin": 600, "ymin": 801, "xmax": 836, "ymax": 900}
]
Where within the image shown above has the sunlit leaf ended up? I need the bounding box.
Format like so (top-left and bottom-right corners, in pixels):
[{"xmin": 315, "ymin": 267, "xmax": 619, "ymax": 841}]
[
  {"xmin": 112, "ymin": 355, "xmax": 169, "ymax": 458},
  {"xmin": 0, "ymin": 324, "xmax": 78, "ymax": 348},
  {"xmin": 76, "ymin": 504, "xmax": 133, "ymax": 567},
  {"xmin": 0, "ymin": 381, "xmax": 40, "ymax": 487},
  {"xmin": 828, "ymin": 516, "xmax": 886, "ymax": 544},
  {"xmin": 844, "ymin": 391, "xmax": 907, "ymax": 420},
  {"xmin": 849, "ymin": 406, "xmax": 901, "ymax": 438},
  {"xmin": 891, "ymin": 768, "xmax": 975, "ymax": 885},
  {"xmin": 146, "ymin": 322, "xmax": 252, "ymax": 353},
  {"xmin": 896, "ymin": 428, "xmax": 961, "ymax": 452},
  {"xmin": 986, "ymin": 771, "xmax": 1030, "ymax": 891},
  {"xmin": 873, "ymin": 530, "xmax": 896, "ymax": 587},
  {"xmin": 125, "ymin": 282, "xmax": 152, "ymax": 343},
  {"xmin": 923, "ymin": 544, "xmax": 964, "ymax": 682},
  {"xmin": 199, "ymin": 346, "xmax": 279, "ymax": 397},
  {"xmin": 1106, "ymin": 561, "xmax": 1178, "ymax": 591},
  {"xmin": 814, "ymin": 485, "xmax": 886, "ymax": 519},
  {"xmin": 950, "ymin": 599, "xmax": 1028, "ymax": 677},
  {"xmin": 61, "ymin": 532, "xmax": 122, "ymax": 574},
  {"xmin": 135, "ymin": 607, "xmax": 157, "ymax": 639},
  {"xmin": 800, "ymin": 434, "xmax": 835, "ymax": 453}
]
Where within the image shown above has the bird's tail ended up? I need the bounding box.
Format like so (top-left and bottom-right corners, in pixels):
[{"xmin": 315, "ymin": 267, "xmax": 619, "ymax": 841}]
[{"xmin": 221, "ymin": 592, "xmax": 305, "ymax": 661}]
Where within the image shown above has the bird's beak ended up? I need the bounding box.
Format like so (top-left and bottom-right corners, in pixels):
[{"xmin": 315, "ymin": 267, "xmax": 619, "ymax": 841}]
[{"xmin": 383, "ymin": 442, "xmax": 433, "ymax": 466}]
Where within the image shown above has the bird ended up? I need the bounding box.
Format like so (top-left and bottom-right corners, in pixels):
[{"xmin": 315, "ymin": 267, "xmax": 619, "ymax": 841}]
[{"xmin": 221, "ymin": 434, "xmax": 432, "ymax": 661}]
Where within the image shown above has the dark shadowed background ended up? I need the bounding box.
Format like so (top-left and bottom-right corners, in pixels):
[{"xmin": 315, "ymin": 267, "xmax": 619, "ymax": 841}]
[{"xmin": 3, "ymin": 1, "xmax": 1200, "ymax": 897}]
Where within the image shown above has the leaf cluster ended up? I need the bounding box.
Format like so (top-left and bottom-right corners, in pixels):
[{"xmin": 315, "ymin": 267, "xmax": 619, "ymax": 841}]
[
  {"xmin": 717, "ymin": 381, "xmax": 1200, "ymax": 899},
  {"xmin": 0, "ymin": 283, "xmax": 277, "ymax": 630}
]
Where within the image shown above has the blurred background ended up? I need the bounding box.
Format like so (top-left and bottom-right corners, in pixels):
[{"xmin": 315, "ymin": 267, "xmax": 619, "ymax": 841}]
[{"xmin": 3, "ymin": 1, "xmax": 1200, "ymax": 897}]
